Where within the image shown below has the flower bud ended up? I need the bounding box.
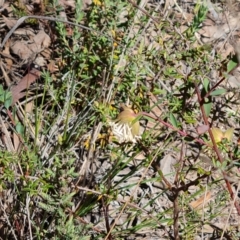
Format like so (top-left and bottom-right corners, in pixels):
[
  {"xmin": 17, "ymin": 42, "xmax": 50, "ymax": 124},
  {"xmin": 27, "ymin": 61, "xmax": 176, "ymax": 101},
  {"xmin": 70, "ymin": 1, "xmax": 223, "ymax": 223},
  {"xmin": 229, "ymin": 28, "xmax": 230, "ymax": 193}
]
[{"xmin": 116, "ymin": 106, "xmax": 140, "ymax": 136}]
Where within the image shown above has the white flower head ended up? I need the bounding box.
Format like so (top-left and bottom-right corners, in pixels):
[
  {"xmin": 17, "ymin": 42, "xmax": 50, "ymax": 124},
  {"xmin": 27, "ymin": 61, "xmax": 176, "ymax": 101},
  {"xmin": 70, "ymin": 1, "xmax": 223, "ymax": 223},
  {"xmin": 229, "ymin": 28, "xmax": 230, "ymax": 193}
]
[{"xmin": 109, "ymin": 121, "xmax": 141, "ymax": 143}]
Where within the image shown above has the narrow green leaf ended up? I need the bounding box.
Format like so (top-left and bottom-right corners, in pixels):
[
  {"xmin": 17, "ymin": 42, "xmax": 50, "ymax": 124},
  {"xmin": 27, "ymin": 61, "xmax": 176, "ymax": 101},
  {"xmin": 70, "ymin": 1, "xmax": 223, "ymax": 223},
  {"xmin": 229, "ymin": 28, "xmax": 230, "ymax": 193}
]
[
  {"xmin": 227, "ymin": 59, "xmax": 237, "ymax": 73},
  {"xmin": 203, "ymin": 102, "xmax": 212, "ymax": 118},
  {"xmin": 169, "ymin": 113, "xmax": 178, "ymax": 128},
  {"xmin": 210, "ymin": 88, "xmax": 226, "ymax": 96},
  {"xmin": 0, "ymin": 85, "xmax": 4, "ymax": 94},
  {"xmin": 4, "ymin": 98, "xmax": 12, "ymax": 109},
  {"xmin": 203, "ymin": 78, "xmax": 210, "ymax": 92},
  {"xmin": 15, "ymin": 122, "xmax": 25, "ymax": 135},
  {"xmin": 0, "ymin": 94, "xmax": 4, "ymax": 102},
  {"xmin": 4, "ymin": 92, "xmax": 12, "ymax": 109}
]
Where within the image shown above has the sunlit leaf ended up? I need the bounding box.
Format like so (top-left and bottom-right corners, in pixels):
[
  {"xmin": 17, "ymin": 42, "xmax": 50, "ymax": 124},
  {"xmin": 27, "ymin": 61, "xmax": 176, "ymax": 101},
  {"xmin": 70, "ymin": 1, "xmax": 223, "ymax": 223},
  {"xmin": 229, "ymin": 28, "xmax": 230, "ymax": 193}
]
[
  {"xmin": 131, "ymin": 119, "xmax": 140, "ymax": 137},
  {"xmin": 210, "ymin": 89, "xmax": 226, "ymax": 96},
  {"xmin": 169, "ymin": 113, "xmax": 178, "ymax": 128},
  {"xmin": 211, "ymin": 128, "xmax": 222, "ymax": 143},
  {"xmin": 16, "ymin": 122, "xmax": 25, "ymax": 135},
  {"xmin": 227, "ymin": 59, "xmax": 238, "ymax": 73},
  {"xmin": 211, "ymin": 128, "xmax": 234, "ymax": 143},
  {"xmin": 224, "ymin": 128, "xmax": 234, "ymax": 142},
  {"xmin": 203, "ymin": 78, "xmax": 210, "ymax": 92},
  {"xmin": 203, "ymin": 101, "xmax": 212, "ymax": 118},
  {"xmin": 4, "ymin": 91, "xmax": 12, "ymax": 109}
]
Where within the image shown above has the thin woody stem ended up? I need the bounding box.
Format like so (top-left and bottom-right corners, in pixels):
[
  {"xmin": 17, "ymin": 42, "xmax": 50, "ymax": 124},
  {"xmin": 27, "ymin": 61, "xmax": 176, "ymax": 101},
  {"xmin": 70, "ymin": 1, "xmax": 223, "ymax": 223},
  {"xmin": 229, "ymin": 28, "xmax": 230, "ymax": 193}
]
[{"xmin": 194, "ymin": 82, "xmax": 240, "ymax": 215}]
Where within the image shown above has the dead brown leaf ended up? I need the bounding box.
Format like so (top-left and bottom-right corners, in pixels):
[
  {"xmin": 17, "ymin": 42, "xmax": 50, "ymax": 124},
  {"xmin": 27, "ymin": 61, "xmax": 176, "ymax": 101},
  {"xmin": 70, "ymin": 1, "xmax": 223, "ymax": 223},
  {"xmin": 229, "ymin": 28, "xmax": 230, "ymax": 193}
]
[
  {"xmin": 199, "ymin": 11, "xmax": 240, "ymax": 45},
  {"xmin": 10, "ymin": 30, "xmax": 51, "ymax": 64},
  {"xmin": 47, "ymin": 60, "xmax": 59, "ymax": 73},
  {"xmin": 196, "ymin": 125, "xmax": 209, "ymax": 135},
  {"xmin": 33, "ymin": 30, "xmax": 51, "ymax": 48},
  {"xmin": 25, "ymin": 101, "xmax": 34, "ymax": 113},
  {"xmin": 81, "ymin": 0, "xmax": 92, "ymax": 10},
  {"xmin": 28, "ymin": 30, "xmax": 51, "ymax": 54},
  {"xmin": 0, "ymin": 1, "xmax": 11, "ymax": 14},
  {"xmin": 0, "ymin": 0, "xmax": 4, "ymax": 7},
  {"xmin": 10, "ymin": 69, "xmax": 41, "ymax": 104},
  {"xmin": 40, "ymin": 48, "xmax": 51, "ymax": 60},
  {"xmin": 14, "ymin": 28, "xmax": 35, "ymax": 37},
  {"xmin": 227, "ymin": 67, "xmax": 240, "ymax": 88},
  {"xmin": 58, "ymin": 0, "xmax": 76, "ymax": 9},
  {"xmin": 11, "ymin": 41, "xmax": 33, "ymax": 60},
  {"xmin": 34, "ymin": 56, "xmax": 46, "ymax": 67},
  {"xmin": 201, "ymin": 225, "xmax": 214, "ymax": 234},
  {"xmin": 189, "ymin": 191, "xmax": 211, "ymax": 209},
  {"xmin": 2, "ymin": 15, "xmax": 17, "ymax": 29},
  {"xmin": 13, "ymin": 132, "xmax": 20, "ymax": 152},
  {"xmin": 216, "ymin": 41, "xmax": 234, "ymax": 60}
]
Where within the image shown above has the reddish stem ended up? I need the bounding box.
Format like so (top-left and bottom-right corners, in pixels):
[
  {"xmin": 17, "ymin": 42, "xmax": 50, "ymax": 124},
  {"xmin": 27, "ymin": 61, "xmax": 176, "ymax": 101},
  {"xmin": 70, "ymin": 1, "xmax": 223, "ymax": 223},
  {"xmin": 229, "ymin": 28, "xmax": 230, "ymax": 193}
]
[
  {"xmin": 194, "ymin": 82, "xmax": 240, "ymax": 215},
  {"xmin": 139, "ymin": 111, "xmax": 209, "ymax": 147}
]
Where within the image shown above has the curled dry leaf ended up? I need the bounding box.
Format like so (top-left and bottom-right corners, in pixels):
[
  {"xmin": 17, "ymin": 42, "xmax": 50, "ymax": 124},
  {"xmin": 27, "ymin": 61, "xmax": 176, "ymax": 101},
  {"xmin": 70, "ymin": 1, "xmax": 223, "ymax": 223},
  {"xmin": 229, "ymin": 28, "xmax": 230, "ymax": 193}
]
[
  {"xmin": 41, "ymin": 48, "xmax": 51, "ymax": 60},
  {"xmin": 11, "ymin": 69, "xmax": 41, "ymax": 104},
  {"xmin": 11, "ymin": 30, "xmax": 51, "ymax": 62},
  {"xmin": 33, "ymin": 30, "xmax": 51, "ymax": 48},
  {"xmin": 28, "ymin": 30, "xmax": 51, "ymax": 53},
  {"xmin": 2, "ymin": 15, "xmax": 17, "ymax": 29},
  {"xmin": 11, "ymin": 41, "xmax": 33, "ymax": 60},
  {"xmin": 34, "ymin": 56, "xmax": 46, "ymax": 67},
  {"xmin": 196, "ymin": 125, "xmax": 209, "ymax": 135},
  {"xmin": 228, "ymin": 66, "xmax": 240, "ymax": 87},
  {"xmin": 189, "ymin": 191, "xmax": 211, "ymax": 209},
  {"xmin": 47, "ymin": 60, "xmax": 59, "ymax": 73}
]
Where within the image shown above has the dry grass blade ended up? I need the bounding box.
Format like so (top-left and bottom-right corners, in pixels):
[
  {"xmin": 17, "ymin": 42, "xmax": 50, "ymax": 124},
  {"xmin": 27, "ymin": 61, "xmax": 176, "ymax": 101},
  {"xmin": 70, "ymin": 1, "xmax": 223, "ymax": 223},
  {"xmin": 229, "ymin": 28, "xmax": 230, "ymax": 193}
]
[
  {"xmin": 0, "ymin": 115, "xmax": 14, "ymax": 152},
  {"xmin": 190, "ymin": 191, "xmax": 212, "ymax": 209}
]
